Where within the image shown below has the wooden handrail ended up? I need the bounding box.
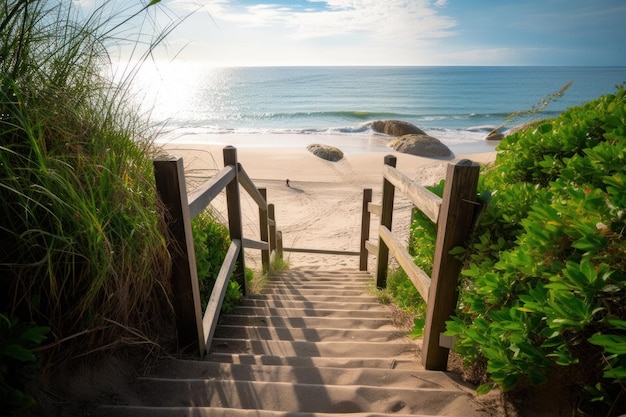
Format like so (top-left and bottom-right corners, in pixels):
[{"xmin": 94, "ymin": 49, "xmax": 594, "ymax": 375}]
[
  {"xmin": 188, "ymin": 165, "xmax": 237, "ymax": 219},
  {"xmin": 238, "ymin": 163, "xmax": 268, "ymax": 211},
  {"xmin": 202, "ymin": 239, "xmax": 241, "ymax": 351},
  {"xmin": 378, "ymin": 225, "xmax": 430, "ymax": 301},
  {"xmin": 363, "ymin": 155, "xmax": 480, "ymax": 371},
  {"xmin": 243, "ymin": 238, "xmax": 269, "ymax": 251},
  {"xmin": 154, "ymin": 146, "xmax": 280, "ymax": 356},
  {"xmin": 382, "ymin": 165, "xmax": 442, "ymax": 224},
  {"xmin": 367, "ymin": 202, "xmax": 381, "ymax": 216}
]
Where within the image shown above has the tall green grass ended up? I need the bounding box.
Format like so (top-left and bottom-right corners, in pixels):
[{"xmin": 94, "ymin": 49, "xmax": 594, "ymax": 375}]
[{"xmin": 0, "ymin": 0, "xmax": 187, "ymax": 370}]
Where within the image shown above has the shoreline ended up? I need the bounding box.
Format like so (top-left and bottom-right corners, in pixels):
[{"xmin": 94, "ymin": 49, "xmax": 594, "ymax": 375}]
[
  {"xmin": 159, "ymin": 138, "xmax": 496, "ymax": 270},
  {"xmin": 155, "ymin": 131, "xmax": 501, "ymax": 156}
]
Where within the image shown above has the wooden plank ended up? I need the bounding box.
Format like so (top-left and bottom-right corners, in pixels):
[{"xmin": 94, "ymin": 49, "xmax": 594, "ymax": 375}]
[
  {"xmin": 368, "ymin": 202, "xmax": 381, "ymax": 216},
  {"xmin": 383, "ymin": 165, "xmax": 442, "ymax": 224},
  {"xmin": 202, "ymin": 240, "xmax": 241, "ymax": 354},
  {"xmin": 153, "ymin": 157, "xmax": 205, "ymax": 355},
  {"xmin": 268, "ymin": 204, "xmax": 277, "ymax": 254},
  {"xmin": 439, "ymin": 333, "xmax": 455, "ymax": 350},
  {"xmin": 365, "ymin": 241, "xmax": 378, "ymax": 255},
  {"xmin": 376, "ymin": 155, "xmax": 396, "ymax": 288},
  {"xmin": 243, "ymin": 238, "xmax": 269, "ymax": 251},
  {"xmin": 276, "ymin": 230, "xmax": 284, "ymax": 260},
  {"xmin": 379, "ymin": 225, "xmax": 430, "ymax": 302},
  {"xmin": 360, "ymin": 189, "xmax": 372, "ymax": 271},
  {"xmin": 423, "ymin": 159, "xmax": 480, "ymax": 371},
  {"xmin": 238, "ymin": 164, "xmax": 268, "ymax": 211},
  {"xmin": 188, "ymin": 165, "xmax": 236, "ymax": 220},
  {"xmin": 223, "ymin": 147, "xmax": 247, "ymax": 296},
  {"xmin": 258, "ymin": 188, "xmax": 270, "ymax": 274}
]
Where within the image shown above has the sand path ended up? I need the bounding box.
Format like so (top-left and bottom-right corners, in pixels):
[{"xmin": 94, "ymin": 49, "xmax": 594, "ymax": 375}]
[{"xmin": 160, "ymin": 143, "xmax": 495, "ymax": 271}]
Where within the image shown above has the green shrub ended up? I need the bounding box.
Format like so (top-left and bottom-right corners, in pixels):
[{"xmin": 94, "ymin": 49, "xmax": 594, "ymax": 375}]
[
  {"xmin": 0, "ymin": 314, "xmax": 49, "ymax": 414},
  {"xmin": 377, "ymin": 269, "xmax": 427, "ymax": 338},
  {"xmin": 436, "ymin": 86, "xmax": 626, "ymax": 415},
  {"xmin": 407, "ymin": 181, "xmax": 443, "ymax": 277},
  {"xmin": 407, "ymin": 86, "xmax": 626, "ymax": 414},
  {"xmin": 191, "ymin": 210, "xmax": 243, "ymax": 313}
]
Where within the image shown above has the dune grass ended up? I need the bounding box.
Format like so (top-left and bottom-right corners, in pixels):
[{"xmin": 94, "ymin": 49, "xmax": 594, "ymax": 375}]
[{"xmin": 0, "ymin": 0, "xmax": 190, "ymax": 376}]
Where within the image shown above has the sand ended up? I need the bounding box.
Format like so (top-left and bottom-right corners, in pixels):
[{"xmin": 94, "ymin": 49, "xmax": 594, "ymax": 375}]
[{"xmin": 159, "ymin": 135, "xmax": 496, "ymax": 272}]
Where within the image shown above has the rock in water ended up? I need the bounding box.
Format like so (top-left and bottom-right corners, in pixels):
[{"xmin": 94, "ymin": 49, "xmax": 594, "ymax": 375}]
[
  {"xmin": 390, "ymin": 134, "xmax": 453, "ymax": 159},
  {"xmin": 307, "ymin": 144, "xmax": 344, "ymax": 162},
  {"xmin": 371, "ymin": 120, "xmax": 426, "ymax": 137}
]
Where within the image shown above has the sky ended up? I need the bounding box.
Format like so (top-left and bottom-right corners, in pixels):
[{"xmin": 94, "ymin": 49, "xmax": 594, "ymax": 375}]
[{"xmin": 83, "ymin": 0, "xmax": 626, "ymax": 66}]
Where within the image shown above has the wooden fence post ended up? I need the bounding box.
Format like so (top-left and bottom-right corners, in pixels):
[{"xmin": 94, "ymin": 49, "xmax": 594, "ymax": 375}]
[
  {"xmin": 422, "ymin": 159, "xmax": 480, "ymax": 370},
  {"xmin": 268, "ymin": 203, "xmax": 277, "ymax": 256},
  {"xmin": 276, "ymin": 231, "xmax": 284, "ymax": 261},
  {"xmin": 153, "ymin": 157, "xmax": 205, "ymax": 355},
  {"xmin": 376, "ymin": 155, "xmax": 397, "ymax": 288},
  {"xmin": 360, "ymin": 189, "xmax": 372, "ymax": 271},
  {"xmin": 259, "ymin": 188, "xmax": 270, "ymax": 274},
  {"xmin": 223, "ymin": 147, "xmax": 247, "ymax": 296}
]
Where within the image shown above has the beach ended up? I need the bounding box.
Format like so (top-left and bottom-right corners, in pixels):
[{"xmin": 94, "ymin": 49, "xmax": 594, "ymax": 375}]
[{"xmin": 159, "ymin": 133, "xmax": 496, "ymax": 272}]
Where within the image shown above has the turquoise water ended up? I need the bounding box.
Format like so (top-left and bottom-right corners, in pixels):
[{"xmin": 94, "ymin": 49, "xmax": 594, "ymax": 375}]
[{"xmin": 136, "ymin": 65, "xmax": 626, "ymax": 148}]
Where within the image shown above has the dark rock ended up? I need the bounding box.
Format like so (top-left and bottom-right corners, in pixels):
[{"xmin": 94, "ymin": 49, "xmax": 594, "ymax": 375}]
[
  {"xmin": 371, "ymin": 120, "xmax": 426, "ymax": 137},
  {"xmin": 390, "ymin": 134, "xmax": 453, "ymax": 159},
  {"xmin": 306, "ymin": 144, "xmax": 344, "ymax": 162}
]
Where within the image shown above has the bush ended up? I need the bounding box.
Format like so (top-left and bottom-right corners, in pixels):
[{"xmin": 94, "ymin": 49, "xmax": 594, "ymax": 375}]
[
  {"xmin": 440, "ymin": 86, "xmax": 626, "ymax": 415},
  {"xmin": 191, "ymin": 210, "xmax": 241, "ymax": 312},
  {"xmin": 0, "ymin": 314, "xmax": 49, "ymax": 414},
  {"xmin": 408, "ymin": 86, "xmax": 626, "ymax": 414}
]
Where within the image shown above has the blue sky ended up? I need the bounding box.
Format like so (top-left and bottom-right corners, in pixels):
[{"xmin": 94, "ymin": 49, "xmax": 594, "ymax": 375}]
[{"xmin": 99, "ymin": 0, "xmax": 626, "ymax": 66}]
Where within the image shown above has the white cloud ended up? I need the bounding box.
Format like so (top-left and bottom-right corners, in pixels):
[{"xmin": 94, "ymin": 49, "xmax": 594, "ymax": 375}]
[
  {"xmin": 157, "ymin": 0, "xmax": 459, "ymax": 65},
  {"xmin": 190, "ymin": 0, "xmax": 457, "ymax": 41}
]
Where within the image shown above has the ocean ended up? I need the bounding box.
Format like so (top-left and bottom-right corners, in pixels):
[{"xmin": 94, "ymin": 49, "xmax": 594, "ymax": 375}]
[{"xmin": 133, "ymin": 65, "xmax": 626, "ymax": 153}]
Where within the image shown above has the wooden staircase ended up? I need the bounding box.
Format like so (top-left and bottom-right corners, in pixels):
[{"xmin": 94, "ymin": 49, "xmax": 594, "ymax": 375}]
[{"xmin": 96, "ymin": 269, "xmax": 489, "ymax": 417}]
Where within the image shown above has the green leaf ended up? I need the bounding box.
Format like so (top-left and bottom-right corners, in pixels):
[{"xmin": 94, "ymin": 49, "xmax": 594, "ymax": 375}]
[
  {"xmin": 588, "ymin": 334, "xmax": 626, "ymax": 355},
  {"xmin": 476, "ymin": 383, "xmax": 495, "ymax": 396},
  {"xmin": 20, "ymin": 326, "xmax": 49, "ymax": 344},
  {"xmin": 3, "ymin": 344, "xmax": 36, "ymax": 362},
  {"xmin": 603, "ymin": 366, "xmax": 626, "ymax": 379}
]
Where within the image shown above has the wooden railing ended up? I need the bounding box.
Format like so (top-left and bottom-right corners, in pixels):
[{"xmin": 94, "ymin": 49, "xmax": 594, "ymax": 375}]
[
  {"xmin": 154, "ymin": 146, "xmax": 280, "ymax": 356},
  {"xmin": 361, "ymin": 155, "xmax": 480, "ymax": 371},
  {"xmin": 155, "ymin": 146, "xmax": 480, "ymax": 368}
]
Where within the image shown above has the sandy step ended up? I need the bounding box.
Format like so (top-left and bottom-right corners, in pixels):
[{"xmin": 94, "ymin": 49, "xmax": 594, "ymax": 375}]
[
  {"xmin": 267, "ymin": 278, "xmax": 373, "ymax": 285},
  {"xmin": 115, "ymin": 379, "xmax": 486, "ymax": 416},
  {"xmin": 245, "ymin": 294, "xmax": 381, "ymax": 304},
  {"xmin": 230, "ymin": 306, "xmax": 391, "ymax": 319},
  {"xmin": 239, "ymin": 299, "xmax": 386, "ymax": 311},
  {"xmin": 260, "ymin": 288, "xmax": 369, "ymax": 296},
  {"xmin": 203, "ymin": 353, "xmax": 417, "ymax": 370},
  {"xmin": 96, "ymin": 406, "xmax": 442, "ymax": 417},
  {"xmin": 218, "ymin": 315, "xmax": 395, "ymax": 330},
  {"xmin": 213, "ymin": 326, "xmax": 407, "ymax": 342},
  {"xmin": 263, "ymin": 282, "xmax": 370, "ymax": 289},
  {"xmin": 95, "ymin": 269, "xmax": 488, "ymax": 417},
  {"xmin": 147, "ymin": 361, "xmax": 471, "ymax": 389},
  {"xmin": 271, "ymin": 270, "xmax": 372, "ymax": 278},
  {"xmin": 209, "ymin": 339, "xmax": 418, "ymax": 358}
]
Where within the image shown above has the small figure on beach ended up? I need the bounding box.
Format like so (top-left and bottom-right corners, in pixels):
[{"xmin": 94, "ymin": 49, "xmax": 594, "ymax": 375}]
[{"xmin": 286, "ymin": 179, "xmax": 290, "ymax": 187}]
